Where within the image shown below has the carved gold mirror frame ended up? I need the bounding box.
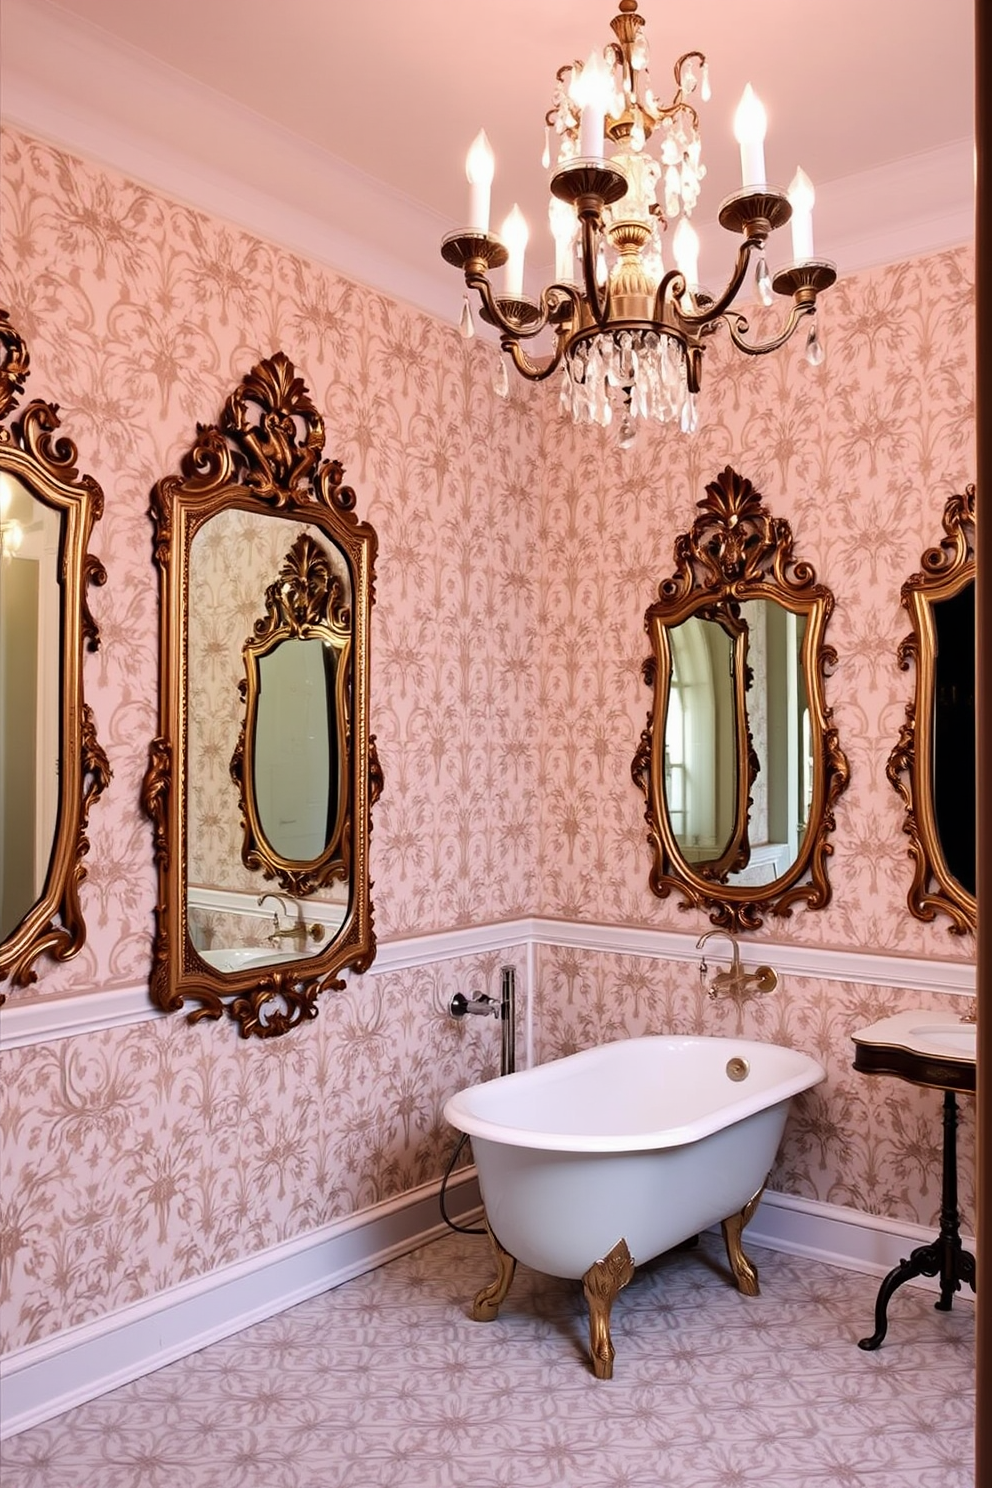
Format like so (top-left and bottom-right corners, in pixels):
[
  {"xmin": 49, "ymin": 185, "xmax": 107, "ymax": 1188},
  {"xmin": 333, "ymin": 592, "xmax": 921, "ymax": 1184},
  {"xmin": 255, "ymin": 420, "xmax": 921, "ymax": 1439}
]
[
  {"xmin": 0, "ymin": 309, "xmax": 111, "ymax": 995},
  {"xmin": 142, "ymin": 352, "xmax": 381, "ymax": 1038},
  {"xmin": 632, "ymin": 466, "xmax": 850, "ymax": 932},
  {"xmin": 887, "ymin": 485, "xmax": 975, "ymax": 935},
  {"xmin": 230, "ymin": 532, "xmax": 352, "ymax": 896}
]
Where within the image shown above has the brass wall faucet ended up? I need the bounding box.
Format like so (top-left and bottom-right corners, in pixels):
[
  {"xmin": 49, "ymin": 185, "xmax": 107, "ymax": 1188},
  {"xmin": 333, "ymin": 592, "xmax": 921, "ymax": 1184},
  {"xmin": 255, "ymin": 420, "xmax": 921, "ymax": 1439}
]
[
  {"xmin": 258, "ymin": 893, "xmax": 325, "ymax": 953},
  {"xmin": 696, "ymin": 930, "xmax": 778, "ymax": 1007}
]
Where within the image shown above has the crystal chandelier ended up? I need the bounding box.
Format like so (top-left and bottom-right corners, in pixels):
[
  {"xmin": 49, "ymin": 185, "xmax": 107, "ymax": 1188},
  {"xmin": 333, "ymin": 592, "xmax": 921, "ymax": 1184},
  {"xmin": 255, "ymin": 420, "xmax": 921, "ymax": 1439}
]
[{"xmin": 441, "ymin": 0, "xmax": 835, "ymax": 444}]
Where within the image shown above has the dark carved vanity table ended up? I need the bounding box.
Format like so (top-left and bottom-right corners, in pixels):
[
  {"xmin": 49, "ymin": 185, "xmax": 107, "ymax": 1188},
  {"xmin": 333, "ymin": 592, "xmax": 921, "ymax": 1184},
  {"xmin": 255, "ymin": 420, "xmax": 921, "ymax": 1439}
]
[{"xmin": 852, "ymin": 1010, "xmax": 976, "ymax": 1349}]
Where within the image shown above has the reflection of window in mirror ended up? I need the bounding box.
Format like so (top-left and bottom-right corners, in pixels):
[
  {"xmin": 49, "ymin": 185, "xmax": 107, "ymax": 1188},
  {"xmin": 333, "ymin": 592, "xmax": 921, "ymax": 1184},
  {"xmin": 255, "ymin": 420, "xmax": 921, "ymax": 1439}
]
[
  {"xmin": 665, "ymin": 617, "xmax": 735, "ymax": 863},
  {"xmin": 734, "ymin": 601, "xmax": 809, "ymax": 884}
]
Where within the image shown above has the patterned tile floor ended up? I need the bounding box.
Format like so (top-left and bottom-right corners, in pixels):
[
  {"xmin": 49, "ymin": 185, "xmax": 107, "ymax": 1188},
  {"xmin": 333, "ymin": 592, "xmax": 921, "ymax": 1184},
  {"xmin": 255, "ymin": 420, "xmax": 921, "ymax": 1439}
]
[{"xmin": 1, "ymin": 1230, "xmax": 975, "ymax": 1488}]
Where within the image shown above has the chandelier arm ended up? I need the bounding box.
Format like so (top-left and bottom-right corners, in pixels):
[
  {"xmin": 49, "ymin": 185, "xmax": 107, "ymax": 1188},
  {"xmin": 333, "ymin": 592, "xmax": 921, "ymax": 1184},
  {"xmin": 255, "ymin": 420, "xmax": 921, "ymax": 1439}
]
[
  {"xmin": 721, "ymin": 302, "xmax": 813, "ymax": 357},
  {"xmin": 464, "ymin": 270, "xmax": 551, "ymax": 341},
  {"xmin": 579, "ymin": 213, "xmax": 611, "ymax": 328},
  {"xmin": 501, "ymin": 334, "xmax": 568, "ymax": 383},
  {"xmin": 668, "ymin": 51, "xmax": 705, "ymax": 128},
  {"xmin": 676, "ymin": 239, "xmax": 759, "ymax": 329}
]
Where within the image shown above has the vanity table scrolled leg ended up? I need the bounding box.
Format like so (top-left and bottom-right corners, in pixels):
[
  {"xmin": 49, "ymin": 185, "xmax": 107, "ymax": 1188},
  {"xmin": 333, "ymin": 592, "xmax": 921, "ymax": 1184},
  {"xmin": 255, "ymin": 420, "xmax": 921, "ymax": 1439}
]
[{"xmin": 858, "ymin": 1090, "xmax": 976, "ymax": 1349}]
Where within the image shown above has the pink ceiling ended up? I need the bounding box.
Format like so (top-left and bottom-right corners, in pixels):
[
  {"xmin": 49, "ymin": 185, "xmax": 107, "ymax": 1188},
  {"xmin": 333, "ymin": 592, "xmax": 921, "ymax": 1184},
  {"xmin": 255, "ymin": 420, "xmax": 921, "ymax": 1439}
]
[{"xmin": 31, "ymin": 0, "xmax": 976, "ymax": 238}]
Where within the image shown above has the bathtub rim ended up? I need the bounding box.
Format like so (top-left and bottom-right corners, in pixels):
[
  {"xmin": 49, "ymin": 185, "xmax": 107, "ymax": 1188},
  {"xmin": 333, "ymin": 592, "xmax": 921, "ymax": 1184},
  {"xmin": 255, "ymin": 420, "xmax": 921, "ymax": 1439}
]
[{"xmin": 443, "ymin": 1035, "xmax": 825, "ymax": 1154}]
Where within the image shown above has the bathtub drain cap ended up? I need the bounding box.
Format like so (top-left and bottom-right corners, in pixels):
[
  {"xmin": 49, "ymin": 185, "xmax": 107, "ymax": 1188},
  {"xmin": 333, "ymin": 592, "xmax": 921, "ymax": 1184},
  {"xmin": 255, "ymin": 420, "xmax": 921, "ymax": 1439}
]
[{"xmin": 726, "ymin": 1056, "xmax": 750, "ymax": 1082}]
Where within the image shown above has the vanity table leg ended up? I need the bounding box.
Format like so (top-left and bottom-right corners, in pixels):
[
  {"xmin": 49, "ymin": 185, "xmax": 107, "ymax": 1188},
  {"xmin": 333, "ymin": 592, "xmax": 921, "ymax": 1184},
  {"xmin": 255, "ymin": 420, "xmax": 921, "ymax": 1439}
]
[
  {"xmin": 934, "ymin": 1090, "xmax": 976, "ymax": 1310},
  {"xmin": 858, "ymin": 1090, "xmax": 975, "ymax": 1349}
]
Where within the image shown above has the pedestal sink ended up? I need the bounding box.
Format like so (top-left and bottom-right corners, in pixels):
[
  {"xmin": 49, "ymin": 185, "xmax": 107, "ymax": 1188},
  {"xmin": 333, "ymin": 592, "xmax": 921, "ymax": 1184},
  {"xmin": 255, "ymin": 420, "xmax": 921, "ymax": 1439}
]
[{"xmin": 906, "ymin": 1023, "xmax": 977, "ymax": 1059}]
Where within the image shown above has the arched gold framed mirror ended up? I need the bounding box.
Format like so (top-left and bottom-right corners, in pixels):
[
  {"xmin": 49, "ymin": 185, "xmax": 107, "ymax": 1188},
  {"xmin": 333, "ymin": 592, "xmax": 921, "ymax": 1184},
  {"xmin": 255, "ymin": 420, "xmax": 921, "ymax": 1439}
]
[
  {"xmin": 230, "ymin": 531, "xmax": 352, "ymax": 896},
  {"xmin": 142, "ymin": 352, "xmax": 381, "ymax": 1038},
  {"xmin": 887, "ymin": 484, "xmax": 975, "ymax": 935},
  {"xmin": 0, "ymin": 309, "xmax": 110, "ymax": 997},
  {"xmin": 632, "ymin": 466, "xmax": 849, "ymax": 932}
]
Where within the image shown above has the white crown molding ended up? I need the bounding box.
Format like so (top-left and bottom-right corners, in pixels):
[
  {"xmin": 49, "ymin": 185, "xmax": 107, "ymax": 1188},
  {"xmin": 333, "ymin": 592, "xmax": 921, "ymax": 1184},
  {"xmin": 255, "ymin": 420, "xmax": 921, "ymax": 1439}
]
[
  {"xmin": 0, "ymin": 915, "xmax": 974, "ymax": 1051},
  {"xmin": 0, "ymin": 0, "xmax": 459, "ymax": 325},
  {"xmin": 1, "ymin": 0, "xmax": 974, "ymax": 333}
]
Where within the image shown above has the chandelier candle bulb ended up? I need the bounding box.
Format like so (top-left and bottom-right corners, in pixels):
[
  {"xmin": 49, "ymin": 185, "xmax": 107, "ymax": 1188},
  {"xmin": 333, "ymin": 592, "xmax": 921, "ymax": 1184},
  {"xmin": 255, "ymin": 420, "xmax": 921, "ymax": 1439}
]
[
  {"xmin": 734, "ymin": 84, "xmax": 767, "ymax": 187},
  {"xmin": 549, "ymin": 196, "xmax": 576, "ymax": 282},
  {"xmin": 466, "ymin": 129, "xmax": 496, "ymax": 233},
  {"xmin": 573, "ymin": 50, "xmax": 613, "ymax": 158},
  {"xmin": 501, "ymin": 204, "xmax": 529, "ymax": 297},
  {"xmin": 787, "ymin": 167, "xmax": 816, "ymax": 261},
  {"xmin": 673, "ymin": 217, "xmax": 700, "ymax": 304}
]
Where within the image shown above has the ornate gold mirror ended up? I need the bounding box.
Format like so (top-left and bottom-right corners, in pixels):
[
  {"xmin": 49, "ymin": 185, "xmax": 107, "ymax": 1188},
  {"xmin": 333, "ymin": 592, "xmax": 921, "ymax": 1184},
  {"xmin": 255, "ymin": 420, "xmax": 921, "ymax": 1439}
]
[
  {"xmin": 887, "ymin": 485, "xmax": 975, "ymax": 935},
  {"xmin": 632, "ymin": 466, "xmax": 849, "ymax": 931},
  {"xmin": 230, "ymin": 532, "xmax": 352, "ymax": 895},
  {"xmin": 0, "ymin": 309, "xmax": 111, "ymax": 995},
  {"xmin": 143, "ymin": 352, "xmax": 381, "ymax": 1038}
]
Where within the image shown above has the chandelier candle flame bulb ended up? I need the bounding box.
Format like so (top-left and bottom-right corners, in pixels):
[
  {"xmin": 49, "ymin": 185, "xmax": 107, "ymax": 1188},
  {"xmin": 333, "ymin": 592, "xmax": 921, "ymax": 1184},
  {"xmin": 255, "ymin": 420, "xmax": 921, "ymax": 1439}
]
[
  {"xmin": 734, "ymin": 84, "xmax": 767, "ymax": 188},
  {"xmin": 501, "ymin": 204, "xmax": 529, "ymax": 297},
  {"xmin": 466, "ymin": 129, "xmax": 495, "ymax": 233},
  {"xmin": 572, "ymin": 49, "xmax": 613, "ymax": 158},
  {"xmin": 549, "ymin": 195, "xmax": 577, "ymax": 282},
  {"xmin": 788, "ymin": 167, "xmax": 816, "ymax": 261},
  {"xmin": 672, "ymin": 217, "xmax": 700, "ymax": 305}
]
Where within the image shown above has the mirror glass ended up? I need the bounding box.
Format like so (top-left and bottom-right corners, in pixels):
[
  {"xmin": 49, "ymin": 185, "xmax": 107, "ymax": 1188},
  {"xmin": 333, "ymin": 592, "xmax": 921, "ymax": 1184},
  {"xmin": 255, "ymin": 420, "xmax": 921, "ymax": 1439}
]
[
  {"xmin": 665, "ymin": 613, "xmax": 738, "ymax": 865},
  {"xmin": 254, "ymin": 637, "xmax": 337, "ymax": 861},
  {"xmin": 143, "ymin": 351, "xmax": 380, "ymax": 1038},
  {"xmin": 0, "ymin": 473, "xmax": 63, "ymax": 940},
  {"xmin": 0, "ymin": 309, "xmax": 110, "ymax": 994},
  {"xmin": 931, "ymin": 581, "xmax": 975, "ymax": 898},
  {"xmin": 634, "ymin": 466, "xmax": 848, "ymax": 931},
  {"xmin": 888, "ymin": 485, "xmax": 975, "ymax": 934},
  {"xmin": 664, "ymin": 601, "xmax": 812, "ymax": 887}
]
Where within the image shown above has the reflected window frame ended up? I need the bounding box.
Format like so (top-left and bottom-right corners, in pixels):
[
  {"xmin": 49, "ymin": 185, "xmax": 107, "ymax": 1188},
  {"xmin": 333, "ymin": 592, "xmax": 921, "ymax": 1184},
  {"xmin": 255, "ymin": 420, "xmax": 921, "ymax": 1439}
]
[
  {"xmin": 887, "ymin": 484, "xmax": 976, "ymax": 936},
  {"xmin": 0, "ymin": 309, "xmax": 111, "ymax": 996},
  {"xmin": 632, "ymin": 465, "xmax": 850, "ymax": 933}
]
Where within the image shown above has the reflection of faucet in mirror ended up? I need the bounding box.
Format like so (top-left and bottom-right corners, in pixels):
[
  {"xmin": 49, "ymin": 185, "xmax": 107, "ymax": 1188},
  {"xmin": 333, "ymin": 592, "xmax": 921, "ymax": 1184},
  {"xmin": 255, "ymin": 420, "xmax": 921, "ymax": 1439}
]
[
  {"xmin": 258, "ymin": 893, "xmax": 326, "ymax": 953},
  {"xmin": 696, "ymin": 930, "xmax": 778, "ymax": 1006}
]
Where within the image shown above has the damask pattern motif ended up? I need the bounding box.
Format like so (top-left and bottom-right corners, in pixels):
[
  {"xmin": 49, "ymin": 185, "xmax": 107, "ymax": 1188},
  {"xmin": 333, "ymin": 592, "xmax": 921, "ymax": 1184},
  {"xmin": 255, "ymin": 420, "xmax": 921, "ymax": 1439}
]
[{"xmin": 0, "ymin": 125, "xmax": 976, "ymax": 1365}]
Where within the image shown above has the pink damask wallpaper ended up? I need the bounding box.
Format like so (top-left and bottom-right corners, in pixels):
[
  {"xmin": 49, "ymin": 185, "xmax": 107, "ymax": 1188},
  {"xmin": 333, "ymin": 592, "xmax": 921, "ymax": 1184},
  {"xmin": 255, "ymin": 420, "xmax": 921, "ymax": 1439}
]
[{"xmin": 0, "ymin": 124, "xmax": 976, "ymax": 1359}]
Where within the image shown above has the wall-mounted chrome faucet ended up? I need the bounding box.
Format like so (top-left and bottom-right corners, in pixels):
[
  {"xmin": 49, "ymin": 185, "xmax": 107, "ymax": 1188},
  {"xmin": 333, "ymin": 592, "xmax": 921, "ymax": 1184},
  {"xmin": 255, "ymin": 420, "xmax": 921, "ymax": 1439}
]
[
  {"xmin": 450, "ymin": 966, "xmax": 516, "ymax": 1077},
  {"xmin": 696, "ymin": 930, "xmax": 778, "ymax": 1007},
  {"xmin": 258, "ymin": 892, "xmax": 325, "ymax": 953}
]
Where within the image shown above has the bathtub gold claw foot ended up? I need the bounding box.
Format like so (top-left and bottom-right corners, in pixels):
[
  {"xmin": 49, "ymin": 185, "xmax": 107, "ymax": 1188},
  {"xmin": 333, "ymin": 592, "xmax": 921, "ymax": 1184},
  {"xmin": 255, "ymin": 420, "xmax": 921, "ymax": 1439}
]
[
  {"xmin": 471, "ymin": 1220, "xmax": 517, "ymax": 1321},
  {"xmin": 582, "ymin": 1237, "xmax": 635, "ymax": 1380},
  {"xmin": 721, "ymin": 1185, "xmax": 764, "ymax": 1297}
]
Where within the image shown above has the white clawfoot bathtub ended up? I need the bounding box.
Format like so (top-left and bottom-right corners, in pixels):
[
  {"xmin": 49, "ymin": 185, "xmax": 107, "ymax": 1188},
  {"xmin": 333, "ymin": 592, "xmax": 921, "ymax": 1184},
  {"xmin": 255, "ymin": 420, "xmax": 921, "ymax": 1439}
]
[{"xmin": 444, "ymin": 1035, "xmax": 825, "ymax": 1377}]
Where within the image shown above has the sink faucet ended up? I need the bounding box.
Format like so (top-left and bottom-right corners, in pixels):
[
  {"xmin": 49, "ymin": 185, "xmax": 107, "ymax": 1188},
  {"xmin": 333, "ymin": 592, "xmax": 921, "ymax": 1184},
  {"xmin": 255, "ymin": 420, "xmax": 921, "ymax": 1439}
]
[
  {"xmin": 258, "ymin": 893, "xmax": 325, "ymax": 953},
  {"xmin": 696, "ymin": 930, "xmax": 778, "ymax": 1006}
]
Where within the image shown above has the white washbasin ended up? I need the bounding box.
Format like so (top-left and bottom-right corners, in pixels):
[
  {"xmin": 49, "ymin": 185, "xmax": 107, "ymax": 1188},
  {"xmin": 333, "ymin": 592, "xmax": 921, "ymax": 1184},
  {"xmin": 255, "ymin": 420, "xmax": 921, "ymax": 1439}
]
[
  {"xmin": 198, "ymin": 945, "xmax": 303, "ymax": 974},
  {"xmin": 906, "ymin": 1023, "xmax": 977, "ymax": 1060}
]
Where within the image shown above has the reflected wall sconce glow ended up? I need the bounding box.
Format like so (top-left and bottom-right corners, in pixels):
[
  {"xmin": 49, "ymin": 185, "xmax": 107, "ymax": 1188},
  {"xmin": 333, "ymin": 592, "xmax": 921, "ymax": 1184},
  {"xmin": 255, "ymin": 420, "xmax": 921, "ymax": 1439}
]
[
  {"xmin": 0, "ymin": 472, "xmax": 24, "ymax": 560},
  {"xmin": 442, "ymin": 0, "xmax": 836, "ymax": 444}
]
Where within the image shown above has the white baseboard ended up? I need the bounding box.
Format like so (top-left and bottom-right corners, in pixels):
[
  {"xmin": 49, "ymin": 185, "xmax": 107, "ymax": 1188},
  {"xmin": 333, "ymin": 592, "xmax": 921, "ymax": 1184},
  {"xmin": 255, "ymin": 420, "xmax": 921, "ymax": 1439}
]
[
  {"xmin": 0, "ymin": 1169, "xmax": 483, "ymax": 1441},
  {"xmin": 2, "ymin": 1177, "xmax": 974, "ymax": 1441},
  {"xmin": 747, "ymin": 1188, "xmax": 977, "ymax": 1300}
]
